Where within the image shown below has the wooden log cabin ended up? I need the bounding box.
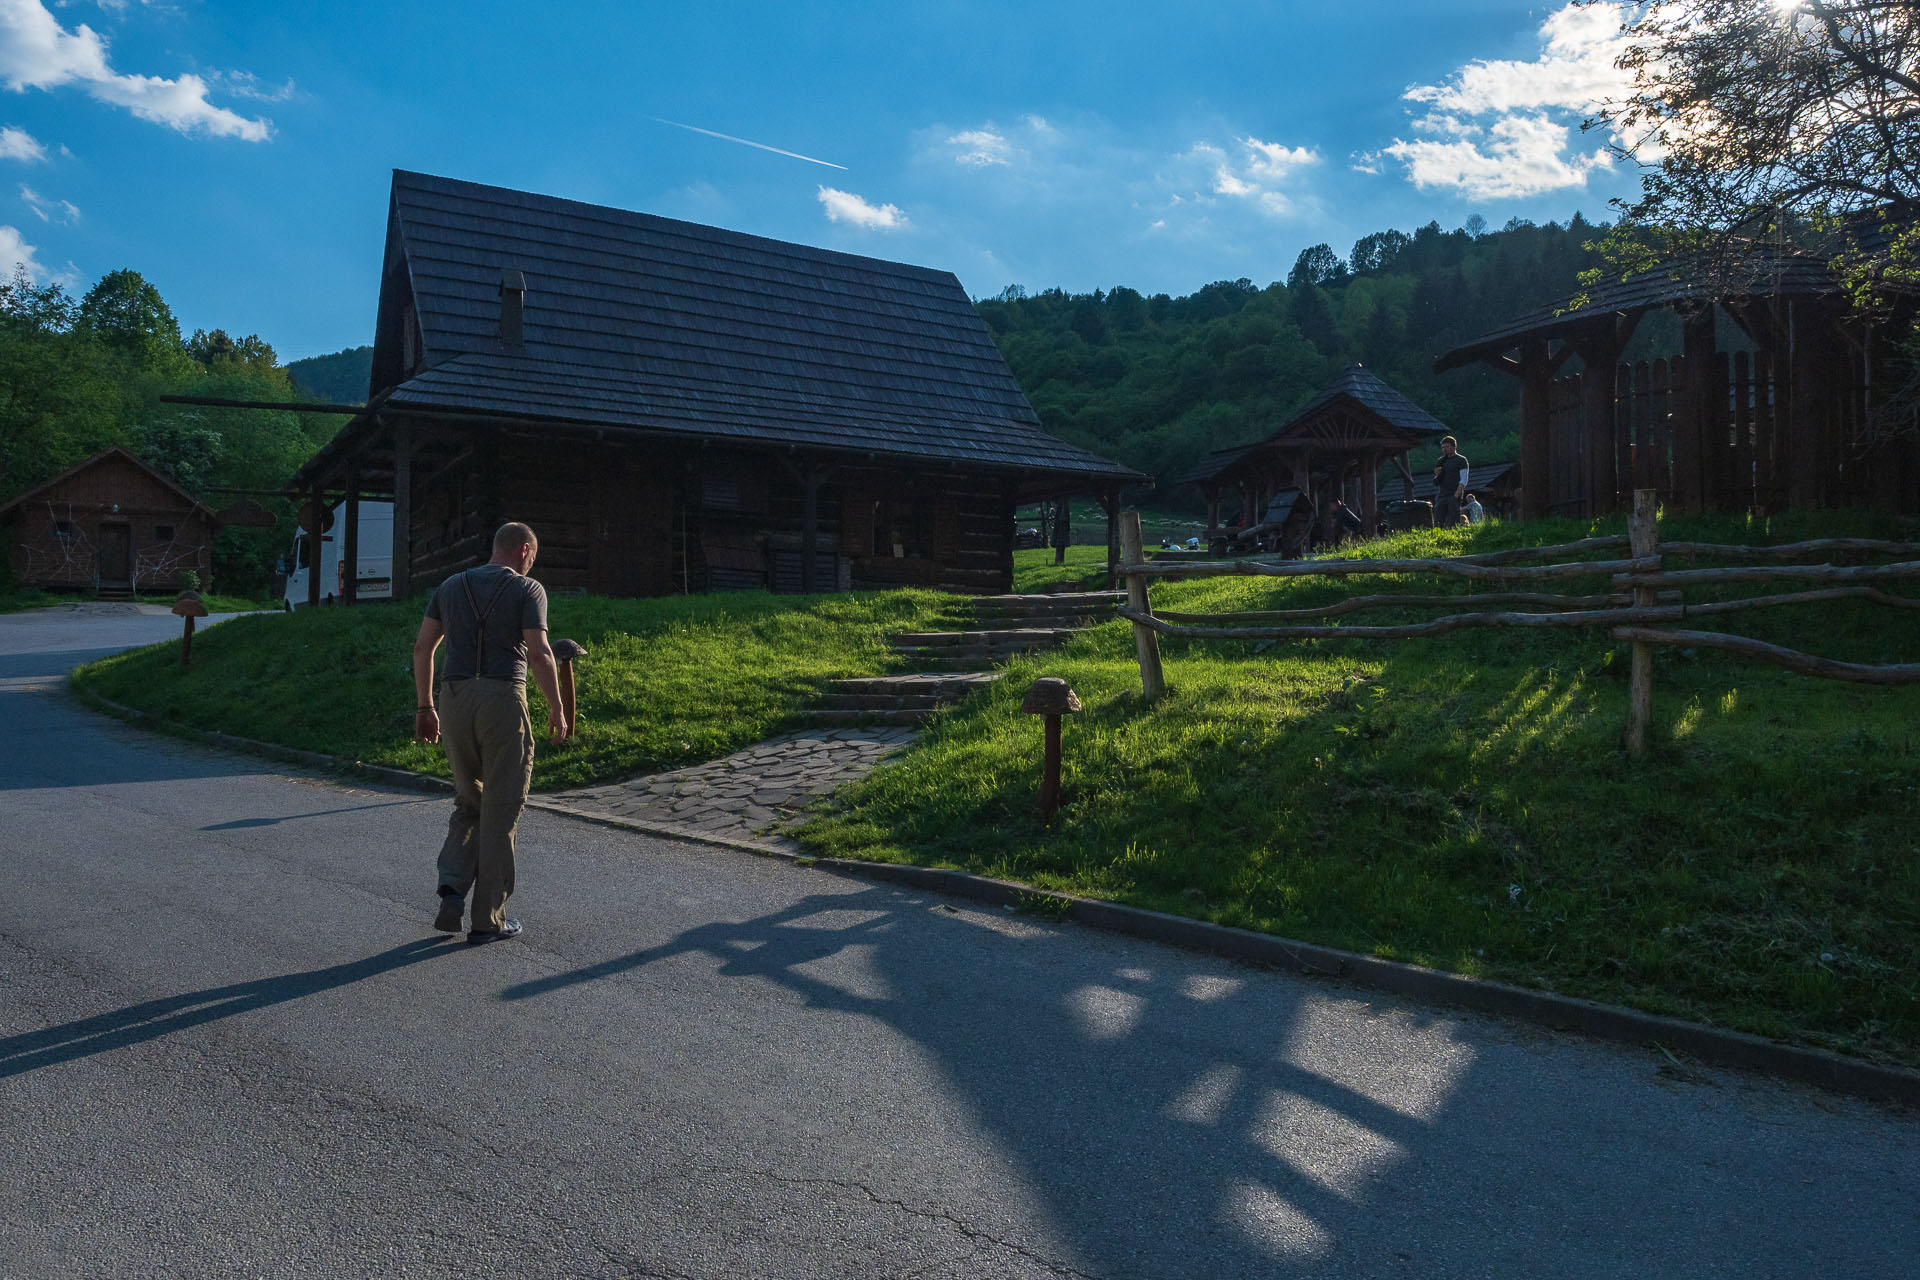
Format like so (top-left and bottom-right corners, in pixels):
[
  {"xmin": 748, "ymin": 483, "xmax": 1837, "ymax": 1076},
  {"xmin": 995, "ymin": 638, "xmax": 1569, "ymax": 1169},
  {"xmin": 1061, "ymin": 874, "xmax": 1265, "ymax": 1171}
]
[
  {"xmin": 0, "ymin": 447, "xmax": 216, "ymax": 598},
  {"xmin": 1180, "ymin": 364, "xmax": 1451, "ymax": 546},
  {"xmin": 1436, "ymin": 242, "xmax": 1920, "ymax": 518},
  {"xmin": 290, "ymin": 171, "xmax": 1144, "ymax": 603}
]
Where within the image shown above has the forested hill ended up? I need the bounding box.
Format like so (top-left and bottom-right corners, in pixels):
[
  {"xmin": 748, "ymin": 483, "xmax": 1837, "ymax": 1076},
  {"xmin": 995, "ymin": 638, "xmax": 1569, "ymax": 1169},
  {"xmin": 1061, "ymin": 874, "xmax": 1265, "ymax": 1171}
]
[
  {"xmin": 981, "ymin": 216, "xmax": 1605, "ymax": 505},
  {"xmin": 286, "ymin": 345, "xmax": 373, "ymax": 404}
]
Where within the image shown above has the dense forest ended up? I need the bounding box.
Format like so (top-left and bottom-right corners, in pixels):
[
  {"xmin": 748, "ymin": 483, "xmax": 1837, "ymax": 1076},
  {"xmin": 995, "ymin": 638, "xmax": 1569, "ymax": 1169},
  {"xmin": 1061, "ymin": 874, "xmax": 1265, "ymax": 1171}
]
[
  {"xmin": 0, "ymin": 267, "xmax": 344, "ymax": 591},
  {"xmin": 979, "ymin": 214, "xmax": 1610, "ymax": 507},
  {"xmin": 1, "ymin": 215, "xmax": 1608, "ymax": 591}
]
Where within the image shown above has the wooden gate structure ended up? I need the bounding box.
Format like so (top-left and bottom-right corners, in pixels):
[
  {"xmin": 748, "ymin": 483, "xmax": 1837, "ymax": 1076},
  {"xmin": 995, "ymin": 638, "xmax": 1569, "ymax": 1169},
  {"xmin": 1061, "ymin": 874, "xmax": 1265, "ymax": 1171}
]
[{"xmin": 1439, "ymin": 245, "xmax": 1918, "ymax": 518}]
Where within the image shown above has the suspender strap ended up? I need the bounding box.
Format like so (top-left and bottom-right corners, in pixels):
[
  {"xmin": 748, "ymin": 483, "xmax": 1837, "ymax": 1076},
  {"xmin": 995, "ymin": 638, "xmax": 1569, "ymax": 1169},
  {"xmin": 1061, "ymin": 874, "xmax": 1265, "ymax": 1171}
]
[{"xmin": 458, "ymin": 568, "xmax": 515, "ymax": 680}]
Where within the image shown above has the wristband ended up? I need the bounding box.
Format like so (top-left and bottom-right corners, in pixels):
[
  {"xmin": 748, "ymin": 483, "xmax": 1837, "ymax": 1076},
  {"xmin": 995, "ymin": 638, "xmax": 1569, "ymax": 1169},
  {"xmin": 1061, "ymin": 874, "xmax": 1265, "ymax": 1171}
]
[{"xmin": 417, "ymin": 706, "xmax": 435, "ymax": 712}]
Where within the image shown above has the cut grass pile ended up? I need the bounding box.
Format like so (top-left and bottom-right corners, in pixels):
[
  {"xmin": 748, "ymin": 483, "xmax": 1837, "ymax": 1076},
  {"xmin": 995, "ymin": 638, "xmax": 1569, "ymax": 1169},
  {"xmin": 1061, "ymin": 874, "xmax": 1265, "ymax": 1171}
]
[
  {"xmin": 803, "ymin": 515, "xmax": 1920, "ymax": 1066},
  {"xmin": 74, "ymin": 588, "xmax": 959, "ymax": 790}
]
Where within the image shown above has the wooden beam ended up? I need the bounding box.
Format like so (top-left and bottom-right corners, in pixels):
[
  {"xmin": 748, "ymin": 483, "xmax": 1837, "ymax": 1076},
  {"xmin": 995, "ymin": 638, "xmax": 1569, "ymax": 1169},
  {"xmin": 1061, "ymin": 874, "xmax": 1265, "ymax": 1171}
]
[
  {"xmin": 306, "ymin": 481, "xmax": 323, "ymax": 610},
  {"xmin": 1519, "ymin": 339, "xmax": 1551, "ymax": 519},
  {"xmin": 342, "ymin": 463, "xmax": 360, "ymax": 606},
  {"xmin": 392, "ymin": 421, "xmax": 413, "ymax": 599}
]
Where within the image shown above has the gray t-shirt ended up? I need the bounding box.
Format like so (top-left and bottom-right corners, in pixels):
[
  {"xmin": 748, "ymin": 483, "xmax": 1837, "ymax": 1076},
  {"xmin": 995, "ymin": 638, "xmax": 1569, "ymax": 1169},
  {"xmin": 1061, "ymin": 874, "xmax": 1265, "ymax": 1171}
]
[{"xmin": 425, "ymin": 564, "xmax": 548, "ymax": 685}]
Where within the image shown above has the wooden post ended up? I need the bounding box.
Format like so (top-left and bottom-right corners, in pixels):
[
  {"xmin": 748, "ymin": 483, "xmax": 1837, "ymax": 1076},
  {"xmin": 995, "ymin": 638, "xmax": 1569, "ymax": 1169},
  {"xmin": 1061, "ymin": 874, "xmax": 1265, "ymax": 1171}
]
[
  {"xmin": 391, "ymin": 421, "xmax": 413, "ymax": 599},
  {"xmin": 342, "ymin": 464, "xmax": 360, "ymax": 606},
  {"xmin": 179, "ymin": 614, "xmax": 195, "ymax": 668},
  {"xmin": 1103, "ymin": 488, "xmax": 1120, "ymax": 589},
  {"xmin": 799, "ymin": 456, "xmax": 820, "ymax": 594},
  {"xmin": 1118, "ymin": 511, "xmax": 1166, "ymax": 701},
  {"xmin": 1580, "ymin": 329, "xmax": 1620, "ymax": 516},
  {"xmin": 1040, "ymin": 715, "xmax": 1063, "ymax": 821},
  {"xmin": 1360, "ymin": 452, "xmax": 1378, "ymax": 536},
  {"xmin": 306, "ymin": 481, "xmax": 323, "ymax": 610},
  {"xmin": 1624, "ymin": 488, "xmax": 1659, "ymax": 756},
  {"xmin": 1519, "ymin": 340, "xmax": 1551, "ymax": 519}
]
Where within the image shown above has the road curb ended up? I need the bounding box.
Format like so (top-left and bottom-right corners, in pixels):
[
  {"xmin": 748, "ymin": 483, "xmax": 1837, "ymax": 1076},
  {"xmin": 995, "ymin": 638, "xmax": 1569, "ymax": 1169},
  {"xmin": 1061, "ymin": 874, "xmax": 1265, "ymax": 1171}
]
[{"xmin": 69, "ymin": 680, "xmax": 1920, "ymax": 1107}]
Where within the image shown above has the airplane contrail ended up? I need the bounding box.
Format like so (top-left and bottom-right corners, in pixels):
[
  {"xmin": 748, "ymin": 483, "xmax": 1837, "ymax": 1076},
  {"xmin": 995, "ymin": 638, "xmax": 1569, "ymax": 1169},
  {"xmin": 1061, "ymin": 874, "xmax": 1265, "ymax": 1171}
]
[{"xmin": 649, "ymin": 117, "xmax": 847, "ymax": 170}]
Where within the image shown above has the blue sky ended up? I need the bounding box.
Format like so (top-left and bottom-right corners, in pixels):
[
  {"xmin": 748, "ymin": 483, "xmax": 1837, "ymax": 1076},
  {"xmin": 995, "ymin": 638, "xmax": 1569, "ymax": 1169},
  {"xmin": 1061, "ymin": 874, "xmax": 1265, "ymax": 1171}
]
[{"xmin": 0, "ymin": 0, "xmax": 1645, "ymax": 361}]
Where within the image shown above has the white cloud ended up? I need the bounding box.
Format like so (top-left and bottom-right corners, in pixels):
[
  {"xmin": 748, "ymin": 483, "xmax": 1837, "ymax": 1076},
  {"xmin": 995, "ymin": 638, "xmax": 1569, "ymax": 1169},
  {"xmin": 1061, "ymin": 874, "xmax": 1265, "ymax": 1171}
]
[
  {"xmin": 1386, "ymin": 114, "xmax": 1611, "ymax": 199},
  {"xmin": 0, "ymin": 220, "xmax": 43, "ymax": 278},
  {"xmin": 1385, "ymin": 1, "xmax": 1629, "ymax": 199},
  {"xmin": 0, "ymin": 122, "xmax": 41, "ymax": 159},
  {"xmin": 0, "ymin": 0, "xmax": 273, "ymax": 140},
  {"xmin": 208, "ymin": 69, "xmax": 297, "ymax": 103},
  {"xmin": 1171, "ymin": 135, "xmax": 1319, "ymax": 220},
  {"xmin": 948, "ymin": 128, "xmax": 1011, "ymax": 167},
  {"xmin": 816, "ymin": 185, "xmax": 907, "ymax": 230},
  {"xmin": 19, "ymin": 182, "xmax": 74, "ymax": 221}
]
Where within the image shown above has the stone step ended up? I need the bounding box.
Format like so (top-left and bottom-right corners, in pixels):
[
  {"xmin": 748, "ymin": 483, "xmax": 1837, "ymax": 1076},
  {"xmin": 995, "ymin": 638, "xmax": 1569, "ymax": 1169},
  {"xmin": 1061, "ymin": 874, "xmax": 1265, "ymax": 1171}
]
[
  {"xmin": 815, "ymin": 692, "xmax": 949, "ymax": 711},
  {"xmin": 888, "ymin": 644, "xmax": 1062, "ymax": 665},
  {"xmin": 972, "ymin": 592, "xmax": 1122, "ymax": 608},
  {"xmin": 793, "ymin": 708, "xmax": 935, "ymax": 727},
  {"xmin": 892, "ymin": 654, "xmax": 1031, "ymax": 673},
  {"xmin": 890, "ymin": 628, "xmax": 1077, "ymax": 647},
  {"xmin": 829, "ymin": 672, "xmax": 1002, "ymax": 698}
]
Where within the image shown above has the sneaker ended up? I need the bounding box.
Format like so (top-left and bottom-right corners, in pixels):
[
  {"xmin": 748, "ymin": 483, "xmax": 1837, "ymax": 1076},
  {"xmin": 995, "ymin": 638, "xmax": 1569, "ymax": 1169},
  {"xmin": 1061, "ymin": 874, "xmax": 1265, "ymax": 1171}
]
[
  {"xmin": 467, "ymin": 917, "xmax": 523, "ymax": 945},
  {"xmin": 433, "ymin": 893, "xmax": 465, "ymax": 934}
]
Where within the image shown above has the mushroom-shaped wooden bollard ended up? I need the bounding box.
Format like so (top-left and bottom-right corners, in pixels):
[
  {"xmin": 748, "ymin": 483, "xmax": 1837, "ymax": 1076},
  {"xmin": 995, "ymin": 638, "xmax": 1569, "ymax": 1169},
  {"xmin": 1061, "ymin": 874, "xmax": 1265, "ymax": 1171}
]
[
  {"xmin": 551, "ymin": 638, "xmax": 587, "ymax": 733},
  {"xmin": 172, "ymin": 590, "xmax": 209, "ymax": 668},
  {"xmin": 1021, "ymin": 676, "xmax": 1082, "ymax": 822}
]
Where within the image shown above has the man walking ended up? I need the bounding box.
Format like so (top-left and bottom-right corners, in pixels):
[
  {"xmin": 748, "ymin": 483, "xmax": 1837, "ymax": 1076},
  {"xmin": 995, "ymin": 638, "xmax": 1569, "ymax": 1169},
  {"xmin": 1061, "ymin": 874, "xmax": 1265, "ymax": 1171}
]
[
  {"xmin": 412, "ymin": 522, "xmax": 569, "ymax": 943},
  {"xmin": 1432, "ymin": 436, "xmax": 1469, "ymax": 528}
]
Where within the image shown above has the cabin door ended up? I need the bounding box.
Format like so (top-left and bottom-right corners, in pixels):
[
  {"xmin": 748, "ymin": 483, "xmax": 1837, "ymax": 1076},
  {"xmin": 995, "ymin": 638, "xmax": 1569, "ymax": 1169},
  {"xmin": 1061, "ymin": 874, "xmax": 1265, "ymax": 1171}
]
[
  {"xmin": 98, "ymin": 524, "xmax": 132, "ymax": 586},
  {"xmin": 590, "ymin": 449, "xmax": 675, "ymax": 598}
]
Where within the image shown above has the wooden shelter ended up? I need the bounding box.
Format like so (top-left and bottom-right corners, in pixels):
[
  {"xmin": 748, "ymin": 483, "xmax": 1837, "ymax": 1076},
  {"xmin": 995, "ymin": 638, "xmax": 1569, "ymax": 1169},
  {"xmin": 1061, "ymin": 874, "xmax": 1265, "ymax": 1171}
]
[
  {"xmin": 1436, "ymin": 243, "xmax": 1919, "ymax": 518},
  {"xmin": 0, "ymin": 448, "xmax": 215, "ymax": 597},
  {"xmin": 1182, "ymin": 364, "xmax": 1451, "ymax": 547},
  {"xmin": 289, "ymin": 171, "xmax": 1143, "ymax": 604}
]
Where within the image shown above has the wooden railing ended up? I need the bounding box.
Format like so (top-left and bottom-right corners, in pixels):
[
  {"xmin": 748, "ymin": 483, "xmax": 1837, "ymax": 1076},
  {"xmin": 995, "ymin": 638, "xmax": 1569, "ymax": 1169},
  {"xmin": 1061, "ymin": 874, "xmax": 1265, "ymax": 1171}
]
[{"xmin": 1114, "ymin": 497, "xmax": 1920, "ymax": 754}]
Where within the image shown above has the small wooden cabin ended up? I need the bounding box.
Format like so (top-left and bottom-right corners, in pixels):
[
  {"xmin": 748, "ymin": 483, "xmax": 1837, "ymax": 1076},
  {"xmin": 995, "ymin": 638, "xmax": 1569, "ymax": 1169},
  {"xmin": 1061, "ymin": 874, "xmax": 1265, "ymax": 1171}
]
[
  {"xmin": 290, "ymin": 171, "xmax": 1143, "ymax": 602},
  {"xmin": 1394, "ymin": 459, "xmax": 1522, "ymax": 519},
  {"xmin": 0, "ymin": 447, "xmax": 215, "ymax": 596},
  {"xmin": 1182, "ymin": 364, "xmax": 1451, "ymax": 544}
]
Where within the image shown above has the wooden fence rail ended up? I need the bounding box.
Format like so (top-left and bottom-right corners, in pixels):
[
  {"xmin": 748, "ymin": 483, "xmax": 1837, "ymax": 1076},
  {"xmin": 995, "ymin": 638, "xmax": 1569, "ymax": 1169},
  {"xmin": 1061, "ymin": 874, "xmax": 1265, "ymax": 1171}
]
[{"xmin": 1115, "ymin": 500, "xmax": 1920, "ymax": 754}]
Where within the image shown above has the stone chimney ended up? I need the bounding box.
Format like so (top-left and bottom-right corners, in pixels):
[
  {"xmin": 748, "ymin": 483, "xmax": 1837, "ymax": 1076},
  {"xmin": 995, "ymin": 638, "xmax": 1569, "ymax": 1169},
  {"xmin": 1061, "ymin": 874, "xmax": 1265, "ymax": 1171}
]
[{"xmin": 499, "ymin": 268, "xmax": 526, "ymax": 348}]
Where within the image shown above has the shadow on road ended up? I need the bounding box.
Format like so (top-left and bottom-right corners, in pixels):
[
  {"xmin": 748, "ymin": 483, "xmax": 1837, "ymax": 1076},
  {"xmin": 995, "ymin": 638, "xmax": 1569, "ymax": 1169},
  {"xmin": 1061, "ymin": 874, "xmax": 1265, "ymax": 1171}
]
[
  {"xmin": 203, "ymin": 800, "xmax": 420, "ymax": 830},
  {"xmin": 500, "ymin": 885, "xmax": 1472, "ymax": 1276},
  {"xmin": 0, "ymin": 938, "xmax": 461, "ymax": 1080}
]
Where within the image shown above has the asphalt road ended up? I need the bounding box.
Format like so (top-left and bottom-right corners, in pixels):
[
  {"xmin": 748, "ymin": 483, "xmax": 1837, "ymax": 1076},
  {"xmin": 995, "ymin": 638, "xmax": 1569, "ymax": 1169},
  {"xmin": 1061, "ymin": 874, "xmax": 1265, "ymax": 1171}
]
[{"xmin": 2, "ymin": 605, "xmax": 1915, "ymax": 1279}]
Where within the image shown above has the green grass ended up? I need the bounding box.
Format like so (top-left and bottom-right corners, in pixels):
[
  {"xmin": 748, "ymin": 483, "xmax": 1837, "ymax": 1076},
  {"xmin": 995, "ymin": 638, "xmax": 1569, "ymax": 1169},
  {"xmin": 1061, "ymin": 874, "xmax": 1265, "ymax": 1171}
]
[
  {"xmin": 1011, "ymin": 545, "xmax": 1112, "ymax": 592},
  {"xmin": 0, "ymin": 588, "xmax": 277, "ymax": 613},
  {"xmin": 73, "ymin": 588, "xmax": 962, "ymax": 790},
  {"xmin": 802, "ymin": 511, "xmax": 1920, "ymax": 1067}
]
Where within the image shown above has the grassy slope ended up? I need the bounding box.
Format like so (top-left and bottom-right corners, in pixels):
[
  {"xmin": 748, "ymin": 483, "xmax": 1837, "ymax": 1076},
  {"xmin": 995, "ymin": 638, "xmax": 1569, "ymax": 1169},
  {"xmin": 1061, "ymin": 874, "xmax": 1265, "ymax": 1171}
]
[
  {"xmin": 74, "ymin": 588, "xmax": 959, "ymax": 790},
  {"xmin": 799, "ymin": 520, "xmax": 1920, "ymax": 1066}
]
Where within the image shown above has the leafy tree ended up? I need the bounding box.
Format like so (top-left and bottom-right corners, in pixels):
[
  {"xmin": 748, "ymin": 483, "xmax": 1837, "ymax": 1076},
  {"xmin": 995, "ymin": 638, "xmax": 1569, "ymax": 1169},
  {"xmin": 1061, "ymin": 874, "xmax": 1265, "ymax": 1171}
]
[
  {"xmin": 1350, "ymin": 230, "xmax": 1411, "ymax": 275},
  {"xmin": 74, "ymin": 269, "xmax": 189, "ymax": 374},
  {"xmin": 1594, "ymin": 0, "xmax": 1919, "ymax": 264},
  {"xmin": 1288, "ymin": 244, "xmax": 1345, "ymax": 289}
]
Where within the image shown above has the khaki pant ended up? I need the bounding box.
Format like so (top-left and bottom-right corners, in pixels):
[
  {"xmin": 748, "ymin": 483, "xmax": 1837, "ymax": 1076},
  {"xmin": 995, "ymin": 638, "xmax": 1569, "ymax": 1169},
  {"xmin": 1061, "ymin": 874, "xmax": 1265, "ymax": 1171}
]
[{"xmin": 436, "ymin": 678, "xmax": 535, "ymax": 932}]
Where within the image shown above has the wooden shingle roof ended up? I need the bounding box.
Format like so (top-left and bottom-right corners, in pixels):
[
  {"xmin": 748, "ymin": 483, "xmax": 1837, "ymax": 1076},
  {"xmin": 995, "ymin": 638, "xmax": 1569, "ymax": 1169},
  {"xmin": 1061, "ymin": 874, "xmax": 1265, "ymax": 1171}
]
[
  {"xmin": 1181, "ymin": 365, "xmax": 1448, "ymax": 486},
  {"xmin": 374, "ymin": 170, "xmax": 1142, "ymax": 485}
]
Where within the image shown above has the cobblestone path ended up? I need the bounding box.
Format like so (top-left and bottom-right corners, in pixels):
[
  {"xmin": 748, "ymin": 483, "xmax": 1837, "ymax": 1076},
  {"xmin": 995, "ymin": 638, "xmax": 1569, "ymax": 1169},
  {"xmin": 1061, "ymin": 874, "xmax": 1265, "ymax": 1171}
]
[{"xmin": 537, "ymin": 726, "xmax": 919, "ymax": 853}]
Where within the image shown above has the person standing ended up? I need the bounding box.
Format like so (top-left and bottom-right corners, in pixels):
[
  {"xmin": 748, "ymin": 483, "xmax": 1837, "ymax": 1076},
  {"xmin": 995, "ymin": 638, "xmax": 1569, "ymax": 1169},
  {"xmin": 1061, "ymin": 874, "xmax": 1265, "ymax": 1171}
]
[
  {"xmin": 412, "ymin": 522, "xmax": 569, "ymax": 943},
  {"xmin": 1432, "ymin": 437, "xmax": 1470, "ymax": 528}
]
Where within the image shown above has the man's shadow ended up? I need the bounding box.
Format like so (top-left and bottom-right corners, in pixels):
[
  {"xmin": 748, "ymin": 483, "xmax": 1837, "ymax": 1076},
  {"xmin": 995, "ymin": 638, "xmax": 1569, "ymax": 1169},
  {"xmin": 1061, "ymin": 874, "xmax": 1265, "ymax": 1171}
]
[{"xmin": 0, "ymin": 937, "xmax": 460, "ymax": 1080}]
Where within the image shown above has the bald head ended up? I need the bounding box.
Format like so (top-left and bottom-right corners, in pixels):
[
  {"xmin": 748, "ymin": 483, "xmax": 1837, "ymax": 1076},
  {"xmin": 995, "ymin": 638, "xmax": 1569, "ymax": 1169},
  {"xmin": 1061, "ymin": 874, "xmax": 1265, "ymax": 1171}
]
[{"xmin": 490, "ymin": 522, "xmax": 538, "ymax": 572}]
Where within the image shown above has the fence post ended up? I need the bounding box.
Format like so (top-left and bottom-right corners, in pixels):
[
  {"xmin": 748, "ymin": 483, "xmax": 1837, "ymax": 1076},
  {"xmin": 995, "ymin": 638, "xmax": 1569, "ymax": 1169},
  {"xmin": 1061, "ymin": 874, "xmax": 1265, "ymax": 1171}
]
[
  {"xmin": 1118, "ymin": 511, "xmax": 1166, "ymax": 701},
  {"xmin": 1624, "ymin": 488, "xmax": 1659, "ymax": 755}
]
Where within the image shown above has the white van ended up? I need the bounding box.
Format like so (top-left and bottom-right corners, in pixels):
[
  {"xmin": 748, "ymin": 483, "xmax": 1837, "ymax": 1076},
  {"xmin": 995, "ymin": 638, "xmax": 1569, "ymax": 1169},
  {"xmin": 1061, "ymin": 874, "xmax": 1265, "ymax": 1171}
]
[{"xmin": 283, "ymin": 500, "xmax": 394, "ymax": 609}]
